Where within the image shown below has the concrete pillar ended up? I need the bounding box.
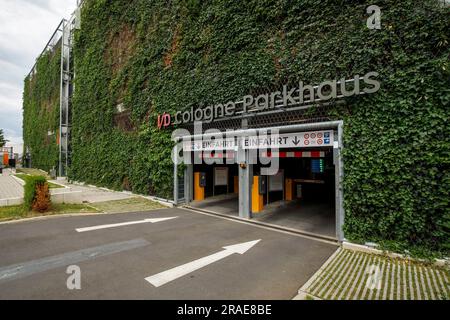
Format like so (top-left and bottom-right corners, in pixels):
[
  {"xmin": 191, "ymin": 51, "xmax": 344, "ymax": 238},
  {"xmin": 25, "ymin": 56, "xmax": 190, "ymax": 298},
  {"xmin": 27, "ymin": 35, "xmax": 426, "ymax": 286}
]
[
  {"xmin": 185, "ymin": 164, "xmax": 193, "ymax": 204},
  {"xmin": 334, "ymin": 124, "xmax": 345, "ymax": 242},
  {"xmin": 238, "ymin": 141, "xmax": 252, "ymax": 219},
  {"xmin": 238, "ymin": 163, "xmax": 252, "ymax": 219},
  {"xmin": 173, "ymin": 146, "xmax": 178, "ymax": 205}
]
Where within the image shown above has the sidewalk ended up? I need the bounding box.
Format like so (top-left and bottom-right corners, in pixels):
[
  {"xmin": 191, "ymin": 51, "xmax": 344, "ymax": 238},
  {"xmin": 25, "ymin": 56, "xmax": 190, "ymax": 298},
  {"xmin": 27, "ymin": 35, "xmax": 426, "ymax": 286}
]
[
  {"xmin": 49, "ymin": 180, "xmax": 132, "ymax": 203},
  {"xmin": 0, "ymin": 169, "xmax": 24, "ymax": 205},
  {"xmin": 0, "ymin": 168, "xmax": 133, "ymax": 206}
]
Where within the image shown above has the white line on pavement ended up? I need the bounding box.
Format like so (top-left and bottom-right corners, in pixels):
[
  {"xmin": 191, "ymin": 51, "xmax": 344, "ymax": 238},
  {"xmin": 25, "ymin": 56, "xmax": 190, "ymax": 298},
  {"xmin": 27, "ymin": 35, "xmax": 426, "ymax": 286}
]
[
  {"xmin": 145, "ymin": 240, "xmax": 261, "ymax": 287},
  {"xmin": 75, "ymin": 217, "xmax": 178, "ymax": 232}
]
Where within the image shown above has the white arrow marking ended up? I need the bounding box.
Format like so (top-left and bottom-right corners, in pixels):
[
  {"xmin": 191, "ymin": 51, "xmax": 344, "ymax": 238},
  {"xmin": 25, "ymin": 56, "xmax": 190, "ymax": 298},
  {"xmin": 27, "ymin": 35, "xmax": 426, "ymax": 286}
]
[
  {"xmin": 145, "ymin": 239, "xmax": 261, "ymax": 287},
  {"xmin": 75, "ymin": 217, "xmax": 178, "ymax": 232}
]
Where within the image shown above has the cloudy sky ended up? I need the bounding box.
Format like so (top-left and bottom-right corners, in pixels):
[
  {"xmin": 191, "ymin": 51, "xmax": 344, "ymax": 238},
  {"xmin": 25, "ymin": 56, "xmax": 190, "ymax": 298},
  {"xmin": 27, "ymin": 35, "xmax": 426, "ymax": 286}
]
[{"xmin": 0, "ymin": 0, "xmax": 76, "ymax": 155}]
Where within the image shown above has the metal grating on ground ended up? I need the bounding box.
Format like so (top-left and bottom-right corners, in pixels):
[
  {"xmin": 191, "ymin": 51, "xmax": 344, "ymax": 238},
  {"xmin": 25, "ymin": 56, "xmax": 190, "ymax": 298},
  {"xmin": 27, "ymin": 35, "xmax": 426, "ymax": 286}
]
[{"xmin": 302, "ymin": 248, "xmax": 450, "ymax": 300}]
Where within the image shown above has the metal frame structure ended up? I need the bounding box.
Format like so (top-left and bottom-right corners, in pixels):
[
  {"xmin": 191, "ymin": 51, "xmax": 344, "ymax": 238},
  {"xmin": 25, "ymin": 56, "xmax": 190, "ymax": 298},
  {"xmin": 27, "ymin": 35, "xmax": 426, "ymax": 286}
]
[
  {"xmin": 58, "ymin": 18, "xmax": 70, "ymax": 177},
  {"xmin": 26, "ymin": 3, "xmax": 84, "ymax": 177},
  {"xmin": 26, "ymin": 20, "xmax": 65, "ymax": 80},
  {"xmin": 58, "ymin": 4, "xmax": 83, "ymax": 177},
  {"xmin": 175, "ymin": 120, "xmax": 345, "ymax": 241}
]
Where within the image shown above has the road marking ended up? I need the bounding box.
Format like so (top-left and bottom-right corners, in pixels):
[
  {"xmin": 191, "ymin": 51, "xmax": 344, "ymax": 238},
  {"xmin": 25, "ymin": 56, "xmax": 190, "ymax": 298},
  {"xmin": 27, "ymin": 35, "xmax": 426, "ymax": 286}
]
[
  {"xmin": 145, "ymin": 240, "xmax": 261, "ymax": 287},
  {"xmin": 0, "ymin": 238, "xmax": 149, "ymax": 283},
  {"xmin": 181, "ymin": 207, "xmax": 338, "ymax": 245},
  {"xmin": 75, "ymin": 217, "xmax": 178, "ymax": 232}
]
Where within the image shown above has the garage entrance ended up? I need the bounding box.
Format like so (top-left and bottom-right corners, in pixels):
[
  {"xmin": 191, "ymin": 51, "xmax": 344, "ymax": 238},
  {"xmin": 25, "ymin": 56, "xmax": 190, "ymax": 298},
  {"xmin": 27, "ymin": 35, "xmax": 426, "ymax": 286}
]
[
  {"xmin": 176, "ymin": 121, "xmax": 344, "ymax": 241},
  {"xmin": 251, "ymin": 148, "xmax": 335, "ymax": 238},
  {"xmin": 189, "ymin": 152, "xmax": 240, "ymax": 216}
]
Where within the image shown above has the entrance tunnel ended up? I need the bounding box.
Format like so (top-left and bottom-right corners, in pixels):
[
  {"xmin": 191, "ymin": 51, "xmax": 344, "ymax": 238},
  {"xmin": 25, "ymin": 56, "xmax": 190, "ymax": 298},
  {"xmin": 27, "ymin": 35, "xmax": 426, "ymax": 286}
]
[{"xmin": 189, "ymin": 147, "xmax": 336, "ymax": 239}]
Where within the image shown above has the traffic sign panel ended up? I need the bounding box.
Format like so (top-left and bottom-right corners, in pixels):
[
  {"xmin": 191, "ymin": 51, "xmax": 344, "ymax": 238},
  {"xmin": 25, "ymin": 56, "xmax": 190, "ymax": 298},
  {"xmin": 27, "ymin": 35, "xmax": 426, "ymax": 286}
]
[{"xmin": 242, "ymin": 130, "xmax": 333, "ymax": 149}]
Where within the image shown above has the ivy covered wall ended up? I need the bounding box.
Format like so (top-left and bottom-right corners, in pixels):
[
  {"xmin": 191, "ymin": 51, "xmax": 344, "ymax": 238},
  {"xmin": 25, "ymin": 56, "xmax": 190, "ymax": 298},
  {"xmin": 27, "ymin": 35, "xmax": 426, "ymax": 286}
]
[
  {"xmin": 23, "ymin": 46, "xmax": 61, "ymax": 172},
  {"xmin": 23, "ymin": 0, "xmax": 449, "ymax": 256}
]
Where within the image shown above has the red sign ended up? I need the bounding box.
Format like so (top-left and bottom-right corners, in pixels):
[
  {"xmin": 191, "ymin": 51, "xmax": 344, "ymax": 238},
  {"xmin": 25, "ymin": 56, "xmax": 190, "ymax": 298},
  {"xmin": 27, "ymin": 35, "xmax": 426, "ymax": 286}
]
[{"xmin": 157, "ymin": 113, "xmax": 172, "ymax": 129}]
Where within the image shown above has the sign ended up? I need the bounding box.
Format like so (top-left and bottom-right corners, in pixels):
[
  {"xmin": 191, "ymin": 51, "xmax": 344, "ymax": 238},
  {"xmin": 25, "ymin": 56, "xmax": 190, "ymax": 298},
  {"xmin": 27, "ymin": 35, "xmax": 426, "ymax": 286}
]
[
  {"xmin": 311, "ymin": 159, "xmax": 325, "ymax": 173},
  {"xmin": 269, "ymin": 171, "xmax": 283, "ymax": 192},
  {"xmin": 145, "ymin": 240, "xmax": 260, "ymax": 287},
  {"xmin": 157, "ymin": 72, "xmax": 380, "ymax": 128},
  {"xmin": 183, "ymin": 138, "xmax": 236, "ymax": 151},
  {"xmin": 157, "ymin": 113, "xmax": 171, "ymax": 129},
  {"xmin": 214, "ymin": 167, "xmax": 228, "ymax": 186},
  {"xmin": 242, "ymin": 130, "xmax": 333, "ymax": 149}
]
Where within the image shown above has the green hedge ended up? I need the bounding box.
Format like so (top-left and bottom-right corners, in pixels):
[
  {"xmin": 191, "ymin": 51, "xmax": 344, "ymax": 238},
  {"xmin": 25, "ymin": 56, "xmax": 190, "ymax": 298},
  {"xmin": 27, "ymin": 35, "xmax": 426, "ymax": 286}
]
[
  {"xmin": 23, "ymin": 175, "xmax": 48, "ymax": 210},
  {"xmin": 25, "ymin": 0, "xmax": 449, "ymax": 257},
  {"xmin": 23, "ymin": 46, "xmax": 61, "ymax": 172}
]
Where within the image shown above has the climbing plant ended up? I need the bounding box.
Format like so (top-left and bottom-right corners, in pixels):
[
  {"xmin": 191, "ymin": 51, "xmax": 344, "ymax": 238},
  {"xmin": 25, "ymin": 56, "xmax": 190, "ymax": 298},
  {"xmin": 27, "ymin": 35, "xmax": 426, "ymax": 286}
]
[
  {"xmin": 23, "ymin": 46, "xmax": 61, "ymax": 172},
  {"xmin": 25, "ymin": 0, "xmax": 449, "ymax": 257}
]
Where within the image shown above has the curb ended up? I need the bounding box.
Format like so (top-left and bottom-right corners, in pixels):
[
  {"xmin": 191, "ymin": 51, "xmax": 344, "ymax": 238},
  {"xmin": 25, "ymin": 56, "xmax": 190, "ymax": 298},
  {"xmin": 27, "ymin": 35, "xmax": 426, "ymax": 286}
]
[
  {"xmin": 0, "ymin": 211, "xmax": 103, "ymax": 225},
  {"xmin": 10, "ymin": 174, "xmax": 25, "ymax": 186},
  {"xmin": 12, "ymin": 173, "xmax": 70, "ymax": 190},
  {"xmin": 0, "ymin": 197, "xmax": 23, "ymax": 206},
  {"xmin": 139, "ymin": 195, "xmax": 174, "ymax": 208},
  {"xmin": 292, "ymin": 247, "xmax": 341, "ymax": 300},
  {"xmin": 0, "ymin": 206, "xmax": 170, "ymax": 225},
  {"xmin": 48, "ymin": 180, "xmax": 70, "ymax": 189},
  {"xmin": 342, "ymin": 241, "xmax": 449, "ymax": 268}
]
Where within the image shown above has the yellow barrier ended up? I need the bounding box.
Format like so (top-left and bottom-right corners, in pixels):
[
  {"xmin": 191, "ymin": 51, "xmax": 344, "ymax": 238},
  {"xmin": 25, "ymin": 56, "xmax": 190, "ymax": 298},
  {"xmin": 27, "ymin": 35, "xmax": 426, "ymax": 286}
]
[
  {"xmin": 194, "ymin": 172, "xmax": 205, "ymax": 201},
  {"xmin": 251, "ymin": 176, "xmax": 264, "ymax": 213}
]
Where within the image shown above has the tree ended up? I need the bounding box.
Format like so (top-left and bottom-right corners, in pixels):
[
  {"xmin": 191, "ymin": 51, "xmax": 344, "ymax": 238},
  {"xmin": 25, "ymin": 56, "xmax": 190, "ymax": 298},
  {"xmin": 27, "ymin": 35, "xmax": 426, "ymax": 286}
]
[{"xmin": 0, "ymin": 129, "xmax": 8, "ymax": 148}]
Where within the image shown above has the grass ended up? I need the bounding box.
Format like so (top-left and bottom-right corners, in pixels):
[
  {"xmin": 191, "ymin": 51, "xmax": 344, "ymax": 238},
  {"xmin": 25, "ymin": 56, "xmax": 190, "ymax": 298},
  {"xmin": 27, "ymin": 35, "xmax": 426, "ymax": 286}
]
[
  {"xmin": 0, "ymin": 195, "xmax": 166, "ymax": 222},
  {"xmin": 15, "ymin": 173, "xmax": 64, "ymax": 189},
  {"xmin": 16, "ymin": 168, "xmax": 51, "ymax": 179},
  {"xmin": 91, "ymin": 197, "xmax": 167, "ymax": 213},
  {"xmin": 0, "ymin": 197, "xmax": 166, "ymax": 222},
  {"xmin": 303, "ymin": 249, "xmax": 450, "ymax": 300},
  {"xmin": 48, "ymin": 182, "xmax": 64, "ymax": 189},
  {"xmin": 0, "ymin": 203, "xmax": 100, "ymax": 222}
]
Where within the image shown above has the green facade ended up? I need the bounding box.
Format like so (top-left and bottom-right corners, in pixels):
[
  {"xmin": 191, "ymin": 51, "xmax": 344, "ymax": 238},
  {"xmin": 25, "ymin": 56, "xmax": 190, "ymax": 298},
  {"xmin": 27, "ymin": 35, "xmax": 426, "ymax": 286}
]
[
  {"xmin": 24, "ymin": 0, "xmax": 450, "ymax": 257},
  {"xmin": 23, "ymin": 46, "xmax": 61, "ymax": 172}
]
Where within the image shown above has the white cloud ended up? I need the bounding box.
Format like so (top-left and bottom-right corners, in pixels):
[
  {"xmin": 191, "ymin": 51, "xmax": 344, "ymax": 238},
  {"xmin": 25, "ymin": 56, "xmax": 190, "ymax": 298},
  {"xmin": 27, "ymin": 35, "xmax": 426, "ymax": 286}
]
[{"xmin": 0, "ymin": 0, "xmax": 77, "ymax": 155}]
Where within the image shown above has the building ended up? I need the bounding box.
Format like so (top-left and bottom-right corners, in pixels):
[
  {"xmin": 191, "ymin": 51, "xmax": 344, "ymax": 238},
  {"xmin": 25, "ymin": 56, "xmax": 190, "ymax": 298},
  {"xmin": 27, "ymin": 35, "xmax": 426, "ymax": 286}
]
[
  {"xmin": 22, "ymin": 0, "xmax": 449, "ymax": 255},
  {"xmin": 0, "ymin": 147, "xmax": 14, "ymax": 167}
]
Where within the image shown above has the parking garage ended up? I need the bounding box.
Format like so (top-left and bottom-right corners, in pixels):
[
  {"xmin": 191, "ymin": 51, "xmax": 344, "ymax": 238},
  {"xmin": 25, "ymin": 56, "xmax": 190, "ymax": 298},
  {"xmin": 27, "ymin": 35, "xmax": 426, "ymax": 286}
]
[
  {"xmin": 175, "ymin": 122, "xmax": 344, "ymax": 241},
  {"xmin": 167, "ymin": 73, "xmax": 381, "ymax": 242}
]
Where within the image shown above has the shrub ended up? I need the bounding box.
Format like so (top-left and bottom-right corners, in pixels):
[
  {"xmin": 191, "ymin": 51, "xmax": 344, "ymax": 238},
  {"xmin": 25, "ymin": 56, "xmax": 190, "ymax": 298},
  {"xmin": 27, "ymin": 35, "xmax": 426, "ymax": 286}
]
[
  {"xmin": 23, "ymin": 175, "xmax": 50, "ymax": 211},
  {"xmin": 32, "ymin": 182, "xmax": 51, "ymax": 212}
]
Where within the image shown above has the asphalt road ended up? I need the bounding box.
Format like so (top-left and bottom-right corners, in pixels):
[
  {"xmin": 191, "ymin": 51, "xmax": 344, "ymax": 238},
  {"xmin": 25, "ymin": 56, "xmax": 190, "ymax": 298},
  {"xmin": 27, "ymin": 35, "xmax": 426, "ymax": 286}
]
[{"xmin": 0, "ymin": 208, "xmax": 337, "ymax": 299}]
